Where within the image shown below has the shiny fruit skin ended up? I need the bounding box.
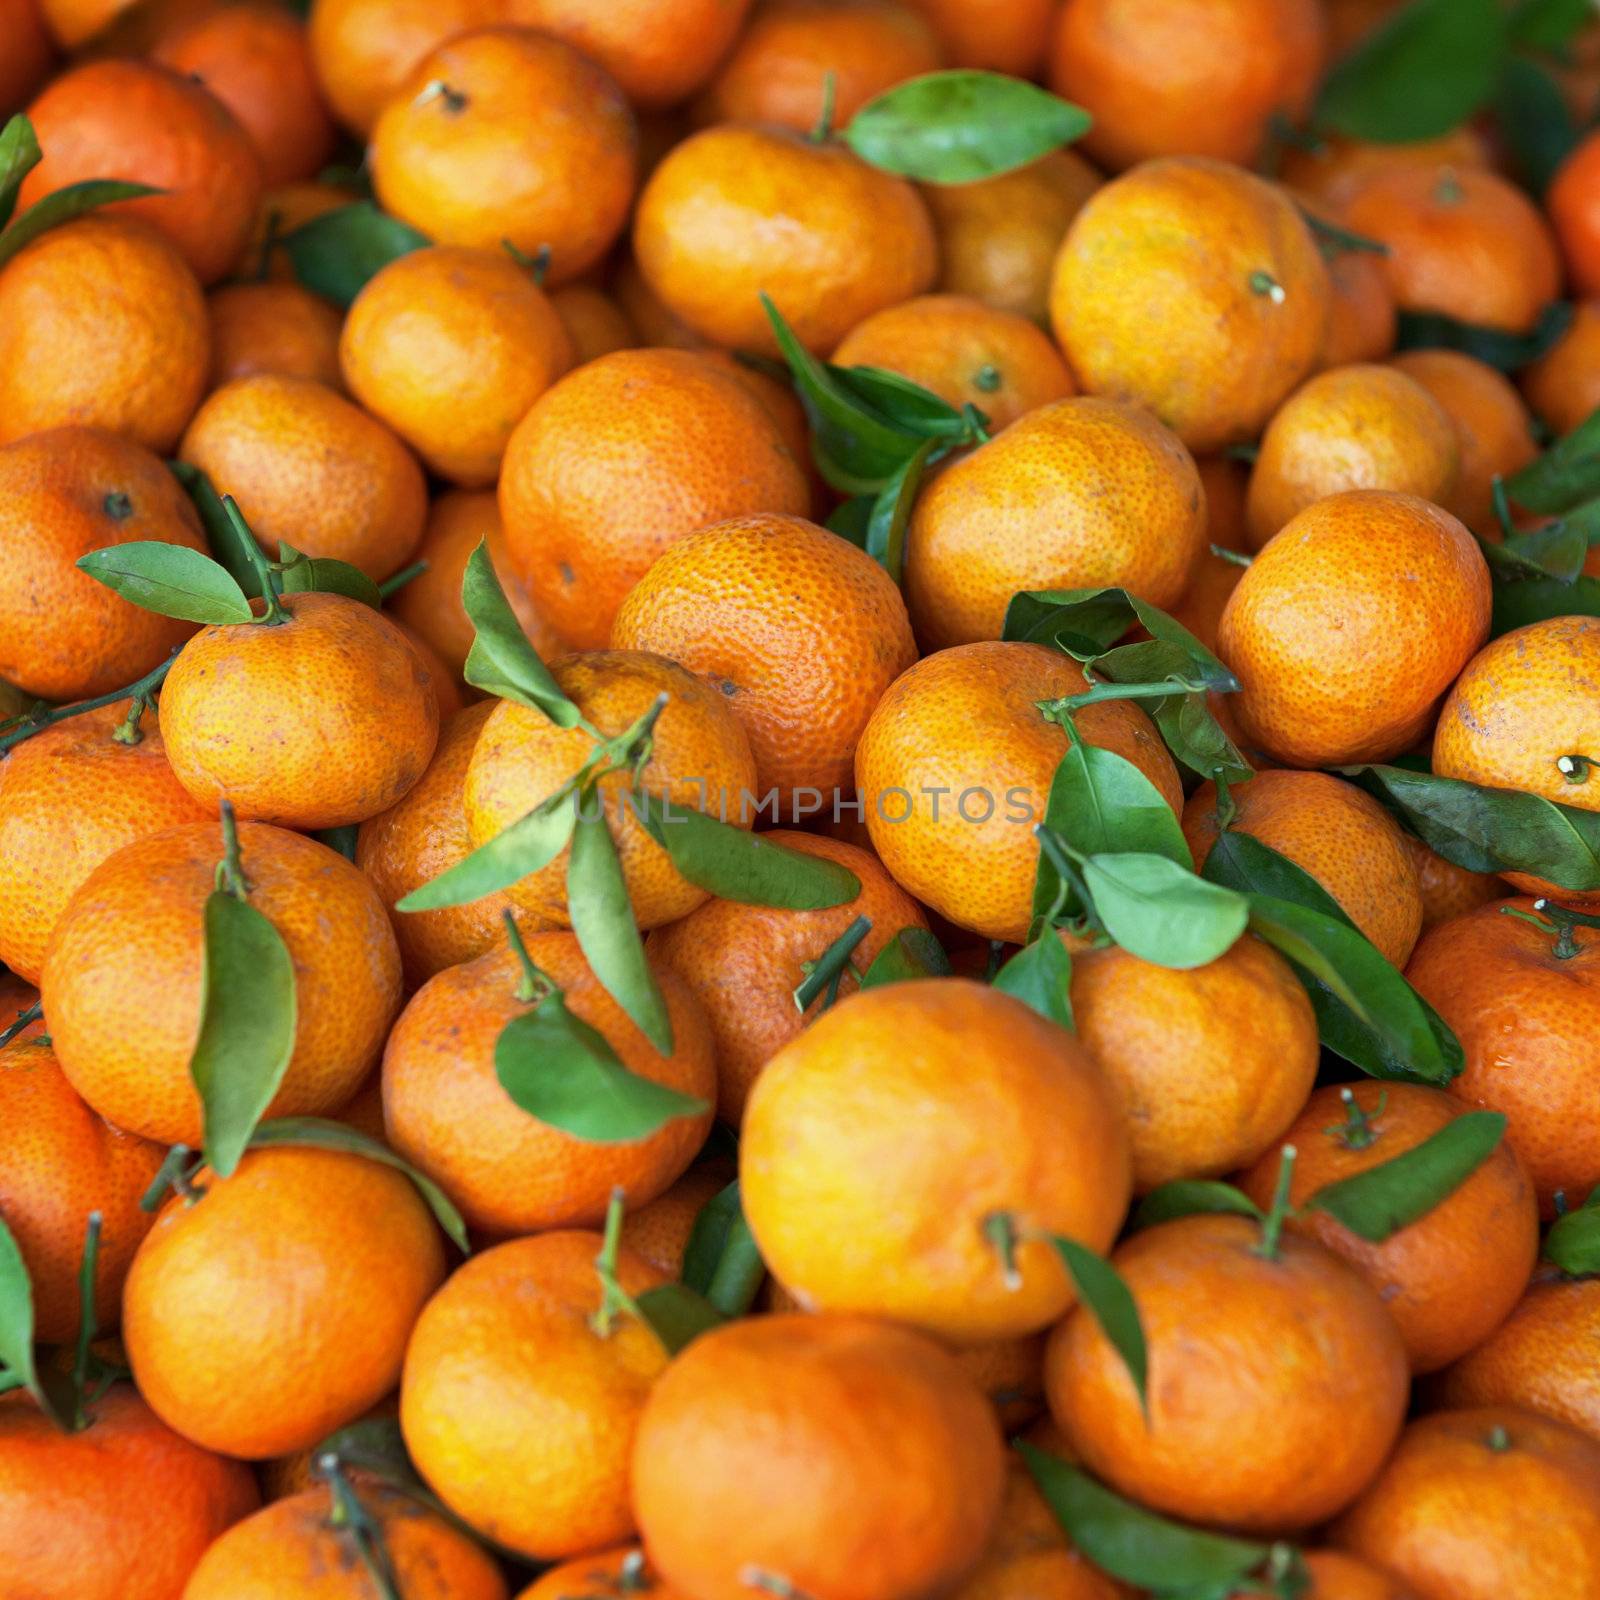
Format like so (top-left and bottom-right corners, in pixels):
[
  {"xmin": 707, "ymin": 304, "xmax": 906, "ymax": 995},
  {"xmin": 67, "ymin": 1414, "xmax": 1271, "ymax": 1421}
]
[
  {"xmin": 1238, "ymin": 1083, "xmax": 1539, "ymax": 1372},
  {"xmin": 369, "ymin": 26, "xmax": 637, "ymax": 286},
  {"xmin": 904, "ymin": 395, "xmax": 1207, "ymax": 650},
  {"xmin": 158, "ymin": 591, "xmax": 440, "ymax": 830},
  {"xmin": 1406, "ymin": 897, "xmax": 1600, "ymax": 1215},
  {"xmin": 18, "ymin": 58, "xmax": 262, "ymax": 286},
  {"xmin": 1217, "ymin": 490, "xmax": 1491, "ymax": 768},
  {"xmin": 42, "ymin": 820, "xmax": 402, "ymax": 1146},
  {"xmin": 1067, "ymin": 933, "xmax": 1319, "ymax": 1193},
  {"xmin": 464, "ymin": 650, "xmax": 758, "ymax": 929},
  {"xmin": 1183, "ymin": 769, "xmax": 1424, "ymax": 967},
  {"xmin": 1048, "ymin": 0, "xmax": 1325, "ymax": 171},
  {"xmin": 741, "ymin": 979, "xmax": 1132, "ymax": 1343},
  {"xmin": 180, "ymin": 1483, "xmax": 509, "ymax": 1600},
  {"xmin": 123, "ymin": 1146, "xmax": 446, "ymax": 1458},
  {"xmin": 0, "ymin": 426, "xmax": 208, "ymax": 701},
  {"xmin": 0, "ymin": 217, "xmax": 210, "ymax": 455},
  {"xmin": 856, "ymin": 642, "xmax": 1182, "ymax": 945},
  {"xmin": 1244, "ymin": 364, "xmax": 1459, "ymax": 549},
  {"xmin": 499, "ymin": 349, "xmax": 810, "ymax": 651},
  {"xmin": 1052, "ymin": 156, "xmax": 1330, "ymax": 453},
  {"xmin": 633, "ymin": 123, "xmax": 938, "ymax": 357},
  {"xmin": 401, "ymin": 1230, "xmax": 671, "ymax": 1560},
  {"xmin": 1046, "ymin": 1214, "xmax": 1410, "ymax": 1532},
  {"xmin": 611, "ymin": 513, "xmax": 917, "ymax": 807},
  {"xmin": 339, "ymin": 244, "xmax": 575, "ymax": 488},
  {"xmin": 0, "ymin": 1384, "xmax": 259, "ymax": 1600},
  {"xmin": 632, "ymin": 1313, "xmax": 1005, "ymax": 1600},
  {"xmin": 647, "ymin": 831, "xmax": 929, "ymax": 1123},
  {"xmin": 382, "ymin": 932, "xmax": 715, "ymax": 1235},
  {"xmin": 0, "ymin": 1038, "xmax": 165, "ymax": 1341},
  {"xmin": 177, "ymin": 373, "xmax": 428, "ymax": 584},
  {"xmin": 1331, "ymin": 1407, "xmax": 1600, "ymax": 1600}
]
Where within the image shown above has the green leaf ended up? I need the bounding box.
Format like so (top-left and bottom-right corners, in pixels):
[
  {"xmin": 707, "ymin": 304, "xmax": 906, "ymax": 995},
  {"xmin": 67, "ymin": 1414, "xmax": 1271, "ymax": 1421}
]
[
  {"xmin": 191, "ymin": 890, "xmax": 298, "ymax": 1178},
  {"xmin": 1508, "ymin": 403, "xmax": 1600, "ymax": 514},
  {"xmin": 249, "ymin": 1117, "xmax": 468, "ymax": 1251},
  {"xmin": 993, "ymin": 934, "xmax": 1074, "ymax": 1028},
  {"xmin": 1003, "ymin": 587, "xmax": 1237, "ymax": 693},
  {"xmin": 761, "ymin": 293, "xmax": 925, "ymax": 494},
  {"xmin": 680, "ymin": 1180, "xmax": 765, "ymax": 1317},
  {"xmin": 1133, "ymin": 1180, "xmax": 1265, "ymax": 1230},
  {"xmin": 859, "ymin": 925, "xmax": 952, "ymax": 988},
  {"xmin": 1150, "ymin": 692, "xmax": 1254, "ymax": 785},
  {"xmin": 76, "ymin": 541, "xmax": 253, "ymax": 625},
  {"xmin": 825, "ymin": 494, "xmax": 873, "ymax": 547},
  {"xmin": 835, "ymin": 365, "xmax": 970, "ymax": 437},
  {"xmin": 276, "ymin": 543, "xmax": 382, "ymax": 609},
  {"xmin": 1202, "ymin": 829, "xmax": 1462, "ymax": 1084},
  {"xmin": 460, "ymin": 541, "xmax": 581, "ymax": 726},
  {"xmin": 634, "ymin": 1283, "xmax": 725, "ymax": 1355},
  {"xmin": 167, "ymin": 461, "xmax": 262, "ymax": 596},
  {"xmin": 1020, "ymin": 1446, "xmax": 1269, "ymax": 1592},
  {"xmin": 1304, "ymin": 1111, "xmax": 1507, "ymax": 1242},
  {"xmin": 495, "ymin": 988, "xmax": 704, "ymax": 1142},
  {"xmin": 0, "ymin": 114, "xmax": 42, "ymax": 230},
  {"xmin": 1050, "ymin": 1236, "xmax": 1147, "ymax": 1408},
  {"xmin": 1491, "ymin": 573, "xmax": 1600, "ymax": 631},
  {"xmin": 280, "ymin": 199, "xmax": 429, "ymax": 308},
  {"xmin": 1315, "ymin": 0, "xmax": 1507, "ymax": 143},
  {"xmin": 1543, "ymin": 1188, "xmax": 1600, "ymax": 1274},
  {"xmin": 397, "ymin": 788, "xmax": 577, "ymax": 911},
  {"xmin": 632, "ymin": 790, "xmax": 859, "ymax": 909},
  {"xmin": 0, "ymin": 179, "xmax": 164, "ymax": 272},
  {"xmin": 1343, "ymin": 763, "xmax": 1600, "ymax": 890},
  {"xmin": 1477, "ymin": 520, "xmax": 1588, "ymax": 583},
  {"xmin": 844, "ymin": 70, "xmax": 1092, "ymax": 183},
  {"xmin": 1036, "ymin": 742, "xmax": 1191, "ymax": 925},
  {"xmin": 1508, "ymin": 0, "xmax": 1595, "ymax": 49},
  {"xmin": 1497, "ymin": 56, "xmax": 1579, "ymax": 196},
  {"xmin": 864, "ymin": 436, "xmax": 936, "ymax": 584},
  {"xmin": 1395, "ymin": 301, "xmax": 1573, "ymax": 373},
  {"xmin": 1083, "ymin": 853, "xmax": 1249, "ymax": 970},
  {"xmin": 568, "ymin": 801, "xmax": 673, "ymax": 1053},
  {"xmin": 0, "ymin": 1214, "xmax": 52, "ymax": 1421},
  {"xmin": 314, "ymin": 824, "xmax": 359, "ymax": 862}
]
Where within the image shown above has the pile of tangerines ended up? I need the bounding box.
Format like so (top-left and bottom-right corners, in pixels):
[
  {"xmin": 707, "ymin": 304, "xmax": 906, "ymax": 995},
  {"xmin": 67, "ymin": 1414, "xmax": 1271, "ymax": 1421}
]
[{"xmin": 8, "ymin": 0, "xmax": 1600, "ymax": 1596}]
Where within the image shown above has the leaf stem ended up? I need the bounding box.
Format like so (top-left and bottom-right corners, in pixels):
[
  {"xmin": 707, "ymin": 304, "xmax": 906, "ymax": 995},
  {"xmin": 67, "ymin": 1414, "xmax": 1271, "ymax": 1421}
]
[
  {"xmin": 810, "ymin": 70, "xmax": 837, "ymax": 142},
  {"xmin": 221, "ymin": 496, "xmax": 287, "ymax": 625},
  {"xmin": 322, "ymin": 1457, "xmax": 404, "ymax": 1600},
  {"xmin": 503, "ymin": 909, "xmax": 555, "ymax": 1005},
  {"xmin": 214, "ymin": 800, "xmax": 251, "ymax": 900},
  {"xmin": 1210, "ymin": 543, "xmax": 1253, "ymax": 568},
  {"xmin": 591, "ymin": 1187, "xmax": 644, "ymax": 1338},
  {"xmin": 377, "ymin": 560, "xmax": 428, "ymax": 600},
  {"xmin": 69, "ymin": 1210, "xmax": 102, "ymax": 1431},
  {"xmin": 793, "ymin": 915, "xmax": 871, "ymax": 1012},
  {"xmin": 0, "ymin": 1001, "xmax": 42, "ymax": 1049},
  {"xmin": 140, "ymin": 1143, "xmax": 206, "ymax": 1211},
  {"xmin": 1254, "ymin": 1145, "xmax": 1297, "ymax": 1260},
  {"xmin": 0, "ymin": 651, "xmax": 176, "ymax": 755}
]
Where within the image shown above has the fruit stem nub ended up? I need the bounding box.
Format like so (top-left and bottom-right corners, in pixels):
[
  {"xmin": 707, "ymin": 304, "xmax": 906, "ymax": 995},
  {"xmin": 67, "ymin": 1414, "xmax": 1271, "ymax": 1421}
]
[{"xmin": 982, "ymin": 1210, "xmax": 1024, "ymax": 1291}]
